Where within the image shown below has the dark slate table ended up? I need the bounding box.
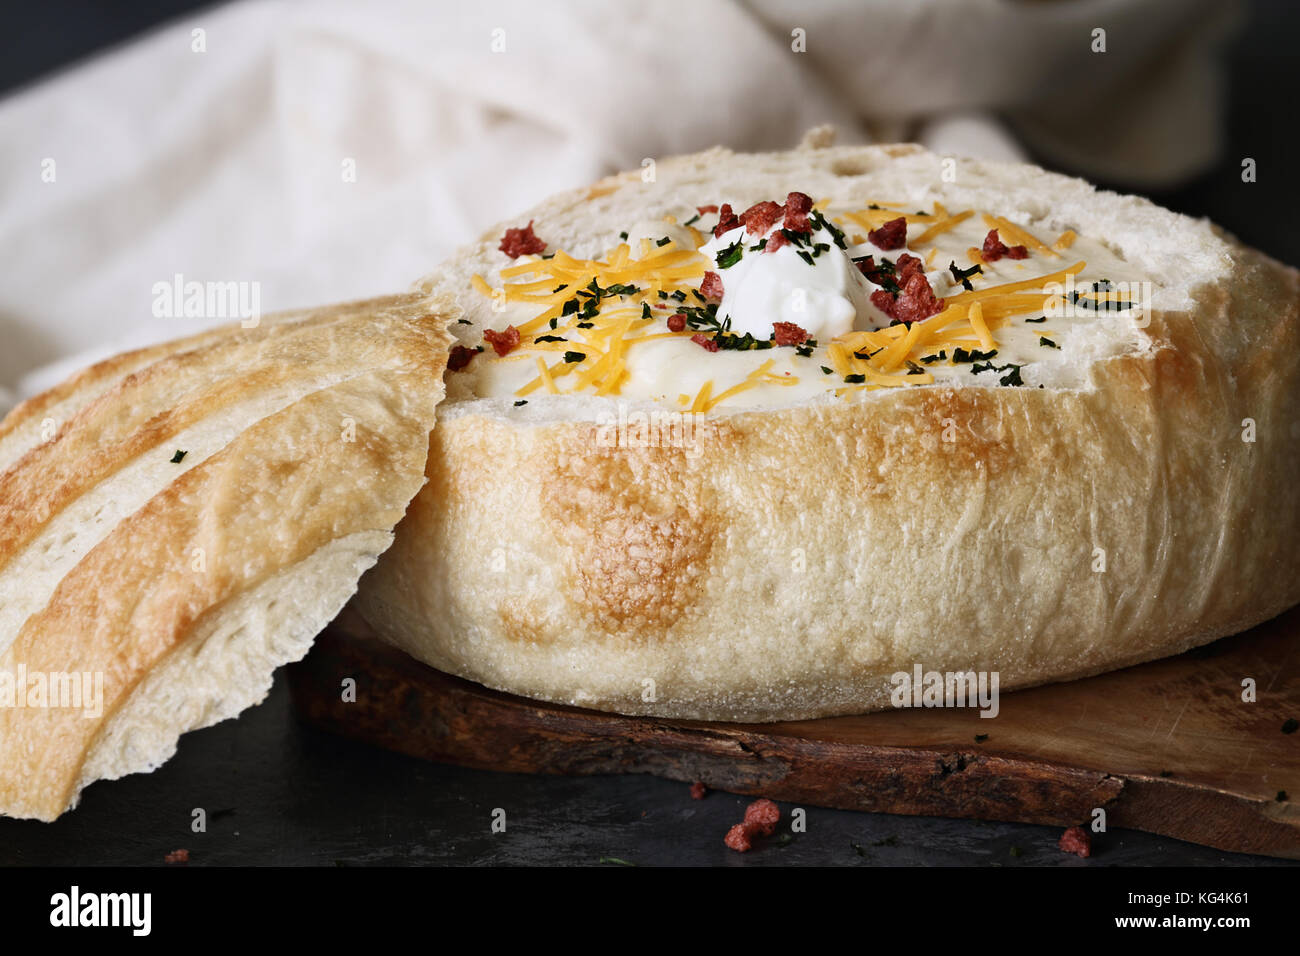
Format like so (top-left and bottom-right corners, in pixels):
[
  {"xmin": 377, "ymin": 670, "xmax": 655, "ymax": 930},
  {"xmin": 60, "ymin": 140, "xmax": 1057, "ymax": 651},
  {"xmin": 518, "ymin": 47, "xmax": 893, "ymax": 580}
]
[{"xmin": 1, "ymin": 674, "xmax": 1294, "ymax": 867}]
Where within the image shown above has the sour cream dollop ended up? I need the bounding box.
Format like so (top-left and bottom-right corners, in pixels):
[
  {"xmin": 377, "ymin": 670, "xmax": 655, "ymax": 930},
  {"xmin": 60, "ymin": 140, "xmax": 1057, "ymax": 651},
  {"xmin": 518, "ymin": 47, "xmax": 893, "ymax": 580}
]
[{"xmin": 698, "ymin": 219, "xmax": 885, "ymax": 340}]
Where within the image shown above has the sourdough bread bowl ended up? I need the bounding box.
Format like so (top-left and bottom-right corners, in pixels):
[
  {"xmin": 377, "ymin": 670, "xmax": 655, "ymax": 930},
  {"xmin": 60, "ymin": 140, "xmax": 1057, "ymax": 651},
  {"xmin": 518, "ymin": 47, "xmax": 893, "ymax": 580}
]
[
  {"xmin": 0, "ymin": 295, "xmax": 451, "ymax": 820},
  {"xmin": 356, "ymin": 139, "xmax": 1300, "ymax": 722}
]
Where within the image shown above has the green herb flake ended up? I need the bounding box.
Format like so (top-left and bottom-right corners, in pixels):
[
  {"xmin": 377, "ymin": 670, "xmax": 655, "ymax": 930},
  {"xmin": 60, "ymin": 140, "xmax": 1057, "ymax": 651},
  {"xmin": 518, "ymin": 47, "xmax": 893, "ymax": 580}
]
[
  {"xmin": 947, "ymin": 260, "xmax": 983, "ymax": 292},
  {"xmin": 513, "ymin": 400, "xmax": 527, "ymax": 406},
  {"xmin": 998, "ymin": 365, "xmax": 1024, "ymax": 387},
  {"xmin": 1024, "ymin": 315, "xmax": 1047, "ymax": 323},
  {"xmin": 1039, "ymin": 336, "xmax": 1060, "ymax": 349},
  {"xmin": 844, "ymin": 373, "xmax": 866, "ymax": 384},
  {"xmin": 562, "ymin": 351, "xmax": 586, "ymax": 364},
  {"xmin": 533, "ymin": 335, "xmax": 567, "ymax": 343},
  {"xmin": 716, "ymin": 240, "xmax": 744, "ymax": 269},
  {"xmin": 810, "ymin": 209, "xmax": 848, "ymax": 249},
  {"xmin": 169, "ymin": 449, "xmax": 187, "ymax": 464}
]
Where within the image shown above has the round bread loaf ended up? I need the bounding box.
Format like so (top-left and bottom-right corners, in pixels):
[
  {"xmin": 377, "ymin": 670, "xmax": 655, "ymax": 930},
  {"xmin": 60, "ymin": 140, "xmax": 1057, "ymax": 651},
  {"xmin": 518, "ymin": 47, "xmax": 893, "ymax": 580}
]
[{"xmin": 357, "ymin": 141, "xmax": 1300, "ymax": 722}]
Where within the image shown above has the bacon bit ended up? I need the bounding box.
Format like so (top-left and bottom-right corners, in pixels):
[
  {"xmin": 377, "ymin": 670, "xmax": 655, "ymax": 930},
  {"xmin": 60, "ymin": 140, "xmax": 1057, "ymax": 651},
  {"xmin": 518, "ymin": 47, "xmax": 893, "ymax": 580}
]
[
  {"xmin": 868, "ymin": 216, "xmax": 908, "ymax": 250},
  {"xmin": 164, "ymin": 849, "xmax": 189, "ymax": 864},
  {"xmin": 981, "ymin": 228, "xmax": 1028, "ymax": 262},
  {"xmin": 690, "ymin": 781, "xmax": 707, "ymax": 800},
  {"xmin": 739, "ymin": 200, "xmax": 784, "ymax": 236},
  {"xmin": 667, "ymin": 313, "xmax": 687, "ymax": 333},
  {"xmin": 714, "ymin": 203, "xmax": 740, "ymax": 237},
  {"xmin": 772, "ymin": 322, "xmax": 809, "ymax": 346},
  {"xmin": 894, "ymin": 252, "xmax": 925, "ymax": 283},
  {"xmin": 765, "ymin": 231, "xmax": 790, "ymax": 254},
  {"xmin": 498, "ymin": 220, "xmax": 546, "ymax": 258},
  {"xmin": 724, "ymin": 798, "xmax": 782, "ymax": 853},
  {"xmin": 742, "ymin": 798, "xmax": 780, "ymax": 836},
  {"xmin": 870, "ymin": 289, "xmax": 895, "ymax": 314},
  {"xmin": 1058, "ymin": 826, "xmax": 1092, "ymax": 858},
  {"xmin": 872, "ymin": 271, "xmax": 945, "ymax": 323},
  {"xmin": 482, "ymin": 325, "xmax": 521, "ymax": 357},
  {"xmin": 447, "ymin": 345, "xmax": 479, "ymax": 371},
  {"xmin": 691, "ymin": 333, "xmax": 720, "ymax": 352},
  {"xmin": 855, "ymin": 255, "xmax": 885, "ymax": 283},
  {"xmin": 700, "ymin": 270, "xmax": 725, "ymax": 301},
  {"xmin": 696, "ymin": 204, "xmax": 719, "ymax": 215},
  {"xmin": 783, "ymin": 191, "xmax": 813, "ymax": 232},
  {"xmin": 724, "ymin": 824, "xmax": 753, "ymax": 852}
]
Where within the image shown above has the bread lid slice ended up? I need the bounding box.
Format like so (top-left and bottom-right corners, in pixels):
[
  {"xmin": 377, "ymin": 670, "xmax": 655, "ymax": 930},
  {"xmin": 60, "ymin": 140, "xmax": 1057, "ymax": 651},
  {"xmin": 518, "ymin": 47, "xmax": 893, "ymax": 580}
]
[{"xmin": 0, "ymin": 294, "xmax": 452, "ymax": 821}]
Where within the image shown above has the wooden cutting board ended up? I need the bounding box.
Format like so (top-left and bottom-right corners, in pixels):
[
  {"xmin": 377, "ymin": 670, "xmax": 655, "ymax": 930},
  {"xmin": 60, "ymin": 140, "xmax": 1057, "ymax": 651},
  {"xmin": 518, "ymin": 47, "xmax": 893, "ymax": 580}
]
[{"xmin": 287, "ymin": 605, "xmax": 1300, "ymax": 859}]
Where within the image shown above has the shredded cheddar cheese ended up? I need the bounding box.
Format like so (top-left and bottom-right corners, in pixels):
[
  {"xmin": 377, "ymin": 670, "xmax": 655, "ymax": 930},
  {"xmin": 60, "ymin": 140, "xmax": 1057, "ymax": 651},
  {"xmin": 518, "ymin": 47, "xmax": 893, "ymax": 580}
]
[
  {"xmin": 913, "ymin": 209, "xmax": 974, "ymax": 246},
  {"xmin": 469, "ymin": 195, "xmax": 1126, "ymax": 411}
]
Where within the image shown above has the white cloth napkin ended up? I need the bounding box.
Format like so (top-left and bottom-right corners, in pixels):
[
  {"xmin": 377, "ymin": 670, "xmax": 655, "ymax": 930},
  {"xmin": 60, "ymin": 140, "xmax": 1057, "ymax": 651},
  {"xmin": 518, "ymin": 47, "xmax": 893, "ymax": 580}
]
[{"xmin": 0, "ymin": 0, "xmax": 1237, "ymax": 413}]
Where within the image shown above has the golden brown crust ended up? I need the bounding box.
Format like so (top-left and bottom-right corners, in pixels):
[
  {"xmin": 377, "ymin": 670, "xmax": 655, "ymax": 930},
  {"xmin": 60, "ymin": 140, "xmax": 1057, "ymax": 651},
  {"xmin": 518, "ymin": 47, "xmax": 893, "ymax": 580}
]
[
  {"xmin": 0, "ymin": 295, "xmax": 451, "ymax": 820},
  {"xmin": 359, "ymin": 208, "xmax": 1300, "ymax": 720}
]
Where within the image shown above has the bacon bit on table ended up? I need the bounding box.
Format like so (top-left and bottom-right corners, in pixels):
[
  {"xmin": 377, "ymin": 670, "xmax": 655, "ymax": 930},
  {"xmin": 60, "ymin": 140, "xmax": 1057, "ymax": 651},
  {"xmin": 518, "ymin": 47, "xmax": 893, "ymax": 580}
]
[
  {"xmin": 724, "ymin": 798, "xmax": 782, "ymax": 853},
  {"xmin": 1058, "ymin": 826, "xmax": 1092, "ymax": 858}
]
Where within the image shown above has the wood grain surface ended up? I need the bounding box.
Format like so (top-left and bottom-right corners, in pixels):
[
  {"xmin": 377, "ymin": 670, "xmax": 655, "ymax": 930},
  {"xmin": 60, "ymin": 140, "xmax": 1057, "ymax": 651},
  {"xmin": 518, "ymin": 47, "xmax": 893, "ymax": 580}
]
[{"xmin": 288, "ymin": 605, "xmax": 1300, "ymax": 859}]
